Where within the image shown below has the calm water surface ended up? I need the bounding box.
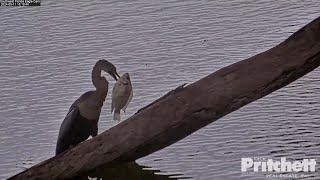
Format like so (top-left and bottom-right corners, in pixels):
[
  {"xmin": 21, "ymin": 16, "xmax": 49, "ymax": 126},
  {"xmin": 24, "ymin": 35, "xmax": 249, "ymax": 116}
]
[{"xmin": 1, "ymin": 1, "xmax": 320, "ymax": 179}]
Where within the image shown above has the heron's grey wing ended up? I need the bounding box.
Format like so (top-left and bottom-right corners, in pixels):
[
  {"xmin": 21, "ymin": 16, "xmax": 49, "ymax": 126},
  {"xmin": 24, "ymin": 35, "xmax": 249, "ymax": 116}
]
[
  {"xmin": 56, "ymin": 107, "xmax": 80, "ymax": 155},
  {"xmin": 68, "ymin": 91, "xmax": 94, "ymax": 114}
]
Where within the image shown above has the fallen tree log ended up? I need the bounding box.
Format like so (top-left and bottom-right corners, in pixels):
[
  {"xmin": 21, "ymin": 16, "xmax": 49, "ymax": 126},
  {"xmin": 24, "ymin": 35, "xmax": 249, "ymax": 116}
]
[{"xmin": 10, "ymin": 16, "xmax": 320, "ymax": 179}]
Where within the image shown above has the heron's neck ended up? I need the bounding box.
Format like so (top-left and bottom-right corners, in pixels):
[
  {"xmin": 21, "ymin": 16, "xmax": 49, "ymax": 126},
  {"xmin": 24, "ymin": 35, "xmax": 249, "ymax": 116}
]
[
  {"xmin": 92, "ymin": 65, "xmax": 102, "ymax": 89},
  {"xmin": 84, "ymin": 89, "xmax": 107, "ymax": 110},
  {"xmin": 96, "ymin": 84, "xmax": 108, "ymax": 100}
]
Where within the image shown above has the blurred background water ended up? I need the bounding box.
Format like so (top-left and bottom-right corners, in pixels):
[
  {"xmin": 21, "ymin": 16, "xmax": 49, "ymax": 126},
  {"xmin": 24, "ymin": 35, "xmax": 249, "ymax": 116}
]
[{"xmin": 0, "ymin": 1, "xmax": 320, "ymax": 179}]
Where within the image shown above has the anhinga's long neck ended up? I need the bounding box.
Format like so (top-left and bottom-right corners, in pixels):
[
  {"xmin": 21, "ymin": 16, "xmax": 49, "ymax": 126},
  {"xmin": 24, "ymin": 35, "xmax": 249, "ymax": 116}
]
[
  {"xmin": 90, "ymin": 65, "xmax": 108, "ymax": 108},
  {"xmin": 92, "ymin": 64, "xmax": 102, "ymax": 89}
]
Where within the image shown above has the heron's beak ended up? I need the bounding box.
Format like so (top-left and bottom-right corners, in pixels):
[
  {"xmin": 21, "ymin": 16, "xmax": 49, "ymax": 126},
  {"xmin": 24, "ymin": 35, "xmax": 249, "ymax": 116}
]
[
  {"xmin": 108, "ymin": 70, "xmax": 119, "ymax": 81},
  {"xmin": 116, "ymin": 71, "xmax": 120, "ymax": 79}
]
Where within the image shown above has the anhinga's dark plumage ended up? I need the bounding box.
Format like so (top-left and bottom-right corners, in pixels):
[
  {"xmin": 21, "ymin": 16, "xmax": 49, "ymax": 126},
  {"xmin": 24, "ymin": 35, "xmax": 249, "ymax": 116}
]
[{"xmin": 56, "ymin": 60, "xmax": 120, "ymax": 155}]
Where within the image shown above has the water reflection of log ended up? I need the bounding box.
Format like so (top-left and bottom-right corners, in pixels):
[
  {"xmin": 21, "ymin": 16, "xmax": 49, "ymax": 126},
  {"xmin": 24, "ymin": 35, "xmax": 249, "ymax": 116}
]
[
  {"xmin": 10, "ymin": 16, "xmax": 320, "ymax": 179},
  {"xmin": 77, "ymin": 162, "xmax": 178, "ymax": 180}
]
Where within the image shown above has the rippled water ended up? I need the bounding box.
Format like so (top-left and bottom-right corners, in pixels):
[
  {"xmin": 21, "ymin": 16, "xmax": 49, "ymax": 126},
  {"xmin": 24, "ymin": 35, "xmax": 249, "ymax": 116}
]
[{"xmin": 1, "ymin": 1, "xmax": 320, "ymax": 179}]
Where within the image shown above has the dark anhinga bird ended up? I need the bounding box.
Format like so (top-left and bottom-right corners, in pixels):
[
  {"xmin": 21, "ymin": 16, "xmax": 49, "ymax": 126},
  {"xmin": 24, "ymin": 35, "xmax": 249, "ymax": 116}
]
[{"xmin": 56, "ymin": 60, "xmax": 120, "ymax": 155}]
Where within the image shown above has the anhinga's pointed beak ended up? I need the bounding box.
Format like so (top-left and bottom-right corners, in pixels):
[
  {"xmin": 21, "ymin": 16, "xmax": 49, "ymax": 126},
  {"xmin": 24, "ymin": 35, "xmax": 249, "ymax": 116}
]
[
  {"xmin": 110, "ymin": 71, "xmax": 120, "ymax": 81},
  {"xmin": 116, "ymin": 71, "xmax": 120, "ymax": 79}
]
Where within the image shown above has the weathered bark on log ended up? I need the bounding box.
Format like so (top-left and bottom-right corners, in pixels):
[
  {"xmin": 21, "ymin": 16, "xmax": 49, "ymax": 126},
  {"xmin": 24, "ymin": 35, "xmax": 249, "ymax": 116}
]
[{"xmin": 10, "ymin": 16, "xmax": 320, "ymax": 179}]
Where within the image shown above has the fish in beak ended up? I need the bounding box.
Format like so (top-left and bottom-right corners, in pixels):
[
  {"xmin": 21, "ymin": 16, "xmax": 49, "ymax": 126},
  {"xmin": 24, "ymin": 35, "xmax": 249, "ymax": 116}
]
[{"xmin": 111, "ymin": 73, "xmax": 133, "ymax": 121}]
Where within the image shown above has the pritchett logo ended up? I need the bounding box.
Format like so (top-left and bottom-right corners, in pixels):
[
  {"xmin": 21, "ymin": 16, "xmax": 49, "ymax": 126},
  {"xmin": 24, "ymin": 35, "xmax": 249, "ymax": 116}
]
[{"xmin": 241, "ymin": 157, "xmax": 316, "ymax": 173}]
